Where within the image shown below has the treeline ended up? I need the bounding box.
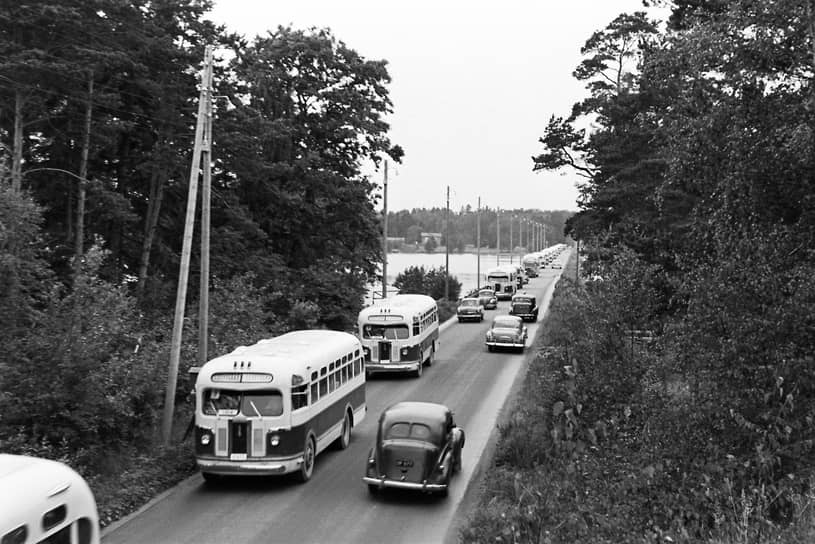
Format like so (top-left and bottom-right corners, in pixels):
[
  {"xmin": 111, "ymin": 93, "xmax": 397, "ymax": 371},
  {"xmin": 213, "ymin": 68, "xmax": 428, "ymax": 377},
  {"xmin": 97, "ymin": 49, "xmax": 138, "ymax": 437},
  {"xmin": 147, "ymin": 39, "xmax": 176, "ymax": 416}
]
[
  {"xmin": 386, "ymin": 207, "xmax": 572, "ymax": 251},
  {"xmin": 0, "ymin": 0, "xmax": 399, "ymax": 502},
  {"xmin": 467, "ymin": 1, "xmax": 815, "ymax": 542}
]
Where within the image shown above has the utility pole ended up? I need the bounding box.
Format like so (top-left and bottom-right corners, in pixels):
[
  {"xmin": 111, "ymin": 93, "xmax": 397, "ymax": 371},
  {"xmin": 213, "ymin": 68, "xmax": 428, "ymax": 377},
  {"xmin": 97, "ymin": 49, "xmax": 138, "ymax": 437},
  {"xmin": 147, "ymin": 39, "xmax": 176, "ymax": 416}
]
[
  {"xmin": 445, "ymin": 185, "xmax": 450, "ymax": 300},
  {"xmin": 382, "ymin": 161, "xmax": 388, "ymax": 300},
  {"xmin": 198, "ymin": 59, "xmax": 213, "ymax": 370},
  {"xmin": 509, "ymin": 214, "xmax": 514, "ymax": 263},
  {"xmin": 496, "ymin": 208, "xmax": 501, "ymax": 265},
  {"xmin": 162, "ymin": 46, "xmax": 213, "ymax": 446},
  {"xmin": 543, "ymin": 223, "xmax": 547, "ymax": 248},
  {"xmin": 476, "ymin": 196, "xmax": 481, "ymax": 290}
]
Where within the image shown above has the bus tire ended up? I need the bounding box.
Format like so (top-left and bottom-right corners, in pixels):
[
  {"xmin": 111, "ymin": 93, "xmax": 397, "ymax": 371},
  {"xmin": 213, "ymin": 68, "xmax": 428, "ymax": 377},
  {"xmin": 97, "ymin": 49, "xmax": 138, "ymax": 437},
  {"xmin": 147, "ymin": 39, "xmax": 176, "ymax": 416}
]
[
  {"xmin": 413, "ymin": 361, "xmax": 423, "ymax": 378},
  {"xmin": 296, "ymin": 435, "xmax": 316, "ymax": 483},
  {"xmin": 334, "ymin": 410, "xmax": 352, "ymax": 450},
  {"xmin": 426, "ymin": 344, "xmax": 435, "ymax": 367}
]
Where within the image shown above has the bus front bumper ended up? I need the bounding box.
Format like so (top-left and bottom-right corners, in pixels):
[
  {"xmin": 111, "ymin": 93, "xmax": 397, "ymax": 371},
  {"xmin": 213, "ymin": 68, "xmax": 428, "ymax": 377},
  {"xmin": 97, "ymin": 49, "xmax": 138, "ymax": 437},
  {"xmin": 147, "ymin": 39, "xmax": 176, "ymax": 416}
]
[
  {"xmin": 197, "ymin": 454, "xmax": 302, "ymax": 476},
  {"xmin": 365, "ymin": 361, "xmax": 421, "ymax": 374}
]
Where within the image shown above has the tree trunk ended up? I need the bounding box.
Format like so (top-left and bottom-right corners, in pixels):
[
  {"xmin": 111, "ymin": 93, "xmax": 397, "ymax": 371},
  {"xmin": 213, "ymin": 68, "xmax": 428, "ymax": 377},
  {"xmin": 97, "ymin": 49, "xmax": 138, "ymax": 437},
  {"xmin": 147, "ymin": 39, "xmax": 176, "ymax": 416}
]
[
  {"xmin": 75, "ymin": 74, "xmax": 93, "ymax": 271},
  {"xmin": 137, "ymin": 164, "xmax": 166, "ymax": 298},
  {"xmin": 11, "ymin": 89, "xmax": 24, "ymax": 192}
]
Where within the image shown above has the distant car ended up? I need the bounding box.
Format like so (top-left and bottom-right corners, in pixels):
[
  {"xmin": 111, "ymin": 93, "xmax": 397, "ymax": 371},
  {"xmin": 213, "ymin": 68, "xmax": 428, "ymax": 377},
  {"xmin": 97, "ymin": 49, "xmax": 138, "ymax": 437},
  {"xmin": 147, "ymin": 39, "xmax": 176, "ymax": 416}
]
[
  {"xmin": 509, "ymin": 292, "xmax": 538, "ymax": 322},
  {"xmin": 364, "ymin": 402, "xmax": 465, "ymax": 497},
  {"xmin": 551, "ymin": 262, "xmax": 562, "ymax": 269},
  {"xmin": 477, "ymin": 289, "xmax": 498, "ymax": 310},
  {"xmin": 485, "ymin": 315, "xmax": 527, "ymax": 352},
  {"xmin": 456, "ymin": 297, "xmax": 484, "ymax": 322}
]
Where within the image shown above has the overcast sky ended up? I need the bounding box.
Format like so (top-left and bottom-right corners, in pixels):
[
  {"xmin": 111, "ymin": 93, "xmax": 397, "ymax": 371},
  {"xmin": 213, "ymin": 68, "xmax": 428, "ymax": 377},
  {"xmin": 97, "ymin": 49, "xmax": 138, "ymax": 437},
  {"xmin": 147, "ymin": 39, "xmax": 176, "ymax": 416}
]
[{"xmin": 207, "ymin": 1, "xmax": 666, "ymax": 213}]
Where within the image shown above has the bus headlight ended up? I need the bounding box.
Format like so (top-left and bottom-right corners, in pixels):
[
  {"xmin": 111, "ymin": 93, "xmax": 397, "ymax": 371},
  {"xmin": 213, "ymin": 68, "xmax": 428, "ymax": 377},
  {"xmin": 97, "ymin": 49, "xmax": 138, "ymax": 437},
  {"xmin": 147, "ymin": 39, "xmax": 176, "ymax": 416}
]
[
  {"xmin": 401, "ymin": 347, "xmax": 408, "ymax": 356},
  {"xmin": 200, "ymin": 433, "xmax": 211, "ymax": 446},
  {"xmin": 269, "ymin": 434, "xmax": 280, "ymax": 447}
]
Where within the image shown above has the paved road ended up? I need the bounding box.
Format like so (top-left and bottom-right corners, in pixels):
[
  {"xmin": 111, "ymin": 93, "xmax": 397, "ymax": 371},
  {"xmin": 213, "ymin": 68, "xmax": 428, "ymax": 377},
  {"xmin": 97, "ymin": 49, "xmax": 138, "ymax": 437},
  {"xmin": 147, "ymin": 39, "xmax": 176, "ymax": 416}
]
[{"xmin": 103, "ymin": 257, "xmax": 566, "ymax": 544}]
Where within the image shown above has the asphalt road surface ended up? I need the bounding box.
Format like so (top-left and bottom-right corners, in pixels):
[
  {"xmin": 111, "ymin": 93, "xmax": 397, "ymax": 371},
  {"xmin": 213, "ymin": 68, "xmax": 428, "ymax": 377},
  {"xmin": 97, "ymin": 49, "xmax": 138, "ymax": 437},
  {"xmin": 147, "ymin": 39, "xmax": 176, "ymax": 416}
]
[{"xmin": 103, "ymin": 255, "xmax": 567, "ymax": 544}]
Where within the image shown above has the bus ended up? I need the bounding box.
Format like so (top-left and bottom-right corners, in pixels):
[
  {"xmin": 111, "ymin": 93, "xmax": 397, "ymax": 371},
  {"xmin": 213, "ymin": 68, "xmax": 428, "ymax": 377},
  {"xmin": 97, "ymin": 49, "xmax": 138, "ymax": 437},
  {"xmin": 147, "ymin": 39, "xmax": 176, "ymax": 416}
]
[
  {"xmin": 522, "ymin": 253, "xmax": 540, "ymax": 278},
  {"xmin": 486, "ymin": 265, "xmax": 517, "ymax": 300},
  {"xmin": 358, "ymin": 294, "xmax": 439, "ymax": 378},
  {"xmin": 193, "ymin": 330, "xmax": 366, "ymax": 483},
  {"xmin": 1, "ymin": 454, "xmax": 99, "ymax": 544}
]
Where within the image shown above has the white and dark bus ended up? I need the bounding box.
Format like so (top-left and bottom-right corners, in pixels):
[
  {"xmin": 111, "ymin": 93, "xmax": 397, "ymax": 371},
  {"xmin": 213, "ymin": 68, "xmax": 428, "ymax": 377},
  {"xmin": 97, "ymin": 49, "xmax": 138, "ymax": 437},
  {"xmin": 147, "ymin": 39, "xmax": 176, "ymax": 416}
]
[
  {"xmin": 522, "ymin": 253, "xmax": 540, "ymax": 278},
  {"xmin": 486, "ymin": 265, "xmax": 517, "ymax": 300},
  {"xmin": 194, "ymin": 330, "xmax": 366, "ymax": 483},
  {"xmin": 1, "ymin": 454, "xmax": 99, "ymax": 544},
  {"xmin": 358, "ymin": 294, "xmax": 439, "ymax": 378}
]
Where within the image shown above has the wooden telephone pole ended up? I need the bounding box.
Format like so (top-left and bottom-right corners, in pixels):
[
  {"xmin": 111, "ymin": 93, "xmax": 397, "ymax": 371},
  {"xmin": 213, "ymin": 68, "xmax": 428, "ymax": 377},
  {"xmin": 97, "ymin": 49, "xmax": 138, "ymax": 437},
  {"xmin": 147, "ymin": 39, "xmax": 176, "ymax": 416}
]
[
  {"xmin": 476, "ymin": 196, "xmax": 481, "ymax": 290},
  {"xmin": 381, "ymin": 161, "xmax": 388, "ymax": 300},
  {"xmin": 444, "ymin": 185, "xmax": 450, "ymax": 300},
  {"xmin": 162, "ymin": 46, "xmax": 214, "ymax": 446}
]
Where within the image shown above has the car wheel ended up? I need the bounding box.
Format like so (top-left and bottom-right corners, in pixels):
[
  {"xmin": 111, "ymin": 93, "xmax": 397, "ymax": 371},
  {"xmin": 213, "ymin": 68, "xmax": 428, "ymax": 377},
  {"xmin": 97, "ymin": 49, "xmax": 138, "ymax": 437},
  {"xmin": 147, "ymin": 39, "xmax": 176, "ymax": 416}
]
[
  {"xmin": 296, "ymin": 435, "xmax": 316, "ymax": 483},
  {"xmin": 334, "ymin": 411, "xmax": 351, "ymax": 450},
  {"xmin": 458, "ymin": 318, "xmax": 463, "ymax": 323},
  {"xmin": 487, "ymin": 345, "xmax": 494, "ymax": 352},
  {"xmin": 368, "ymin": 484, "xmax": 380, "ymax": 496}
]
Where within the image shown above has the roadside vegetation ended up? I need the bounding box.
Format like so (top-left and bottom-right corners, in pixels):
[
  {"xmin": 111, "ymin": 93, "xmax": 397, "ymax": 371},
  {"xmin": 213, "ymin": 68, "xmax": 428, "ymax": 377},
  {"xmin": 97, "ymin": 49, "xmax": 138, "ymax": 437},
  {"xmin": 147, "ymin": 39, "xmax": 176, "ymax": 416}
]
[
  {"xmin": 392, "ymin": 265, "xmax": 461, "ymax": 322},
  {"xmin": 463, "ymin": 1, "xmax": 815, "ymax": 541}
]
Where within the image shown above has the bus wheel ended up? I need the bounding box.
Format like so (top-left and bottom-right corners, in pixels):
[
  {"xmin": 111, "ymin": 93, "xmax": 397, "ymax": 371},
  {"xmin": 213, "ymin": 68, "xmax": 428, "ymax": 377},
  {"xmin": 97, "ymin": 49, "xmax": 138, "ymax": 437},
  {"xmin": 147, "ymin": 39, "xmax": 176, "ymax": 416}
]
[
  {"xmin": 335, "ymin": 411, "xmax": 351, "ymax": 450},
  {"xmin": 413, "ymin": 361, "xmax": 423, "ymax": 378},
  {"xmin": 426, "ymin": 344, "xmax": 435, "ymax": 367},
  {"xmin": 297, "ymin": 436, "xmax": 316, "ymax": 483}
]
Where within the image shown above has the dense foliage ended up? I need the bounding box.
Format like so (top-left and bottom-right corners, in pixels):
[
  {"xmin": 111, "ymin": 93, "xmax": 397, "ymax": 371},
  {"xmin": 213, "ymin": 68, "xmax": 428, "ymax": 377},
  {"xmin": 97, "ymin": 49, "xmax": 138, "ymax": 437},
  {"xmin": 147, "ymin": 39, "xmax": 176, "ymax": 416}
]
[
  {"xmin": 465, "ymin": 0, "xmax": 815, "ymax": 541},
  {"xmin": 392, "ymin": 265, "xmax": 462, "ymax": 302},
  {"xmin": 0, "ymin": 0, "xmax": 400, "ymax": 518}
]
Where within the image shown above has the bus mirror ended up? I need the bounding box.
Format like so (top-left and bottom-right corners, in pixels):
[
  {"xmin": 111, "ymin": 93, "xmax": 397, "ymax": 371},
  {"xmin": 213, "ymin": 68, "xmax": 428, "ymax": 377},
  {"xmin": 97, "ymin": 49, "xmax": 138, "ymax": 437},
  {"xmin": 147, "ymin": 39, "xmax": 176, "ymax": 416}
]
[
  {"xmin": 188, "ymin": 366, "xmax": 201, "ymax": 376},
  {"xmin": 292, "ymin": 374, "xmax": 305, "ymax": 386}
]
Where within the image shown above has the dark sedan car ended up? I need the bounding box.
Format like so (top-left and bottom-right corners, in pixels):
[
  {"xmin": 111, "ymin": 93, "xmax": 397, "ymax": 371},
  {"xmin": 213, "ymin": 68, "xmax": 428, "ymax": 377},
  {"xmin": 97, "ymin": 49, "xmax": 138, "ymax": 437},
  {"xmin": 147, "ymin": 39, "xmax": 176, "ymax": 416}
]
[
  {"xmin": 509, "ymin": 293, "xmax": 538, "ymax": 322},
  {"xmin": 477, "ymin": 288, "xmax": 498, "ymax": 310},
  {"xmin": 364, "ymin": 402, "xmax": 465, "ymax": 497},
  {"xmin": 485, "ymin": 314, "xmax": 527, "ymax": 352}
]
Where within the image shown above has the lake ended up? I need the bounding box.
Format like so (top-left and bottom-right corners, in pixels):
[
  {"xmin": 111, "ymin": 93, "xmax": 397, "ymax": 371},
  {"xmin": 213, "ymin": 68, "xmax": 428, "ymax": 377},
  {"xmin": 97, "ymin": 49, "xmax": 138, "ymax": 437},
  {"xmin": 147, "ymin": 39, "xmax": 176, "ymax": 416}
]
[{"xmin": 365, "ymin": 251, "xmax": 527, "ymax": 304}]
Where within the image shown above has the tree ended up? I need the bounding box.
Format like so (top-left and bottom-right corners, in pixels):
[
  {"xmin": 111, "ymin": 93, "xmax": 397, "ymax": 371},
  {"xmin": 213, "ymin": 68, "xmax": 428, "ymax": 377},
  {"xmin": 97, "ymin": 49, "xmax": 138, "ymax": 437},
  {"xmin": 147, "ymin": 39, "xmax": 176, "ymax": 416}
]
[{"xmin": 424, "ymin": 236, "xmax": 437, "ymax": 253}]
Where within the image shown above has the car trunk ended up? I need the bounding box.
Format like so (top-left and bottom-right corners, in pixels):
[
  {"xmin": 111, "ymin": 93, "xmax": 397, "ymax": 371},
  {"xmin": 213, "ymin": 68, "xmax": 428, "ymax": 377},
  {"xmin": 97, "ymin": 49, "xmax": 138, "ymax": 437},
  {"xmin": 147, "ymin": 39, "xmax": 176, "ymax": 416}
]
[{"xmin": 380, "ymin": 439, "xmax": 438, "ymax": 482}]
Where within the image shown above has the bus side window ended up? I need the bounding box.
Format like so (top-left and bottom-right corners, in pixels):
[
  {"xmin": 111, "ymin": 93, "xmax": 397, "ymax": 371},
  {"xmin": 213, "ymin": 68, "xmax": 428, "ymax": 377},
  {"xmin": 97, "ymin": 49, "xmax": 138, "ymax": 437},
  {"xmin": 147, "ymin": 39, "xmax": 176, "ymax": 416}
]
[
  {"xmin": 319, "ymin": 377, "xmax": 328, "ymax": 397},
  {"xmin": 291, "ymin": 384, "xmax": 308, "ymax": 411},
  {"xmin": 310, "ymin": 382, "xmax": 319, "ymax": 403},
  {"xmin": 413, "ymin": 323, "xmax": 420, "ymax": 336}
]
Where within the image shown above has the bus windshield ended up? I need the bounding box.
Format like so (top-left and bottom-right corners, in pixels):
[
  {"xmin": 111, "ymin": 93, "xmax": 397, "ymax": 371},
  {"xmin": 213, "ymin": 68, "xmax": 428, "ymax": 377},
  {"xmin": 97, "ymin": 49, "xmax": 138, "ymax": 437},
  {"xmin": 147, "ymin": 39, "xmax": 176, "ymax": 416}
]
[
  {"xmin": 202, "ymin": 389, "xmax": 284, "ymax": 416},
  {"xmin": 362, "ymin": 324, "xmax": 410, "ymax": 340}
]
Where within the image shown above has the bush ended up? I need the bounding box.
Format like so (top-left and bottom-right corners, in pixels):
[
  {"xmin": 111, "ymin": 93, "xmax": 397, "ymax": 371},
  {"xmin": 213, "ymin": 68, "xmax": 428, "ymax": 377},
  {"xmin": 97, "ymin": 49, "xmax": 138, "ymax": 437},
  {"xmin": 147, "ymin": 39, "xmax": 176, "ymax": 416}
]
[{"xmin": 393, "ymin": 265, "xmax": 461, "ymax": 301}]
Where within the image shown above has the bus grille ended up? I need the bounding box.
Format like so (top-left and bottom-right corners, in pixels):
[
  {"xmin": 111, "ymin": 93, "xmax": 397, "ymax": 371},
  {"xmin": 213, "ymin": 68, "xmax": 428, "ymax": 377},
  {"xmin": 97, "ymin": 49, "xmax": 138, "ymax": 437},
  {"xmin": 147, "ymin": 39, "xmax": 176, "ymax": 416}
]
[{"xmin": 379, "ymin": 341, "xmax": 391, "ymax": 361}]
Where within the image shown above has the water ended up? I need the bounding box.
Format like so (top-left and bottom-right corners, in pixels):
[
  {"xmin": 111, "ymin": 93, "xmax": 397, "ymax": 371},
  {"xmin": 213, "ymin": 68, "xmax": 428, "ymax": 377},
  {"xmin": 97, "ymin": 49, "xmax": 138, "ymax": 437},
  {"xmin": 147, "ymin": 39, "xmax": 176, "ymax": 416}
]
[{"xmin": 366, "ymin": 251, "xmax": 527, "ymax": 304}]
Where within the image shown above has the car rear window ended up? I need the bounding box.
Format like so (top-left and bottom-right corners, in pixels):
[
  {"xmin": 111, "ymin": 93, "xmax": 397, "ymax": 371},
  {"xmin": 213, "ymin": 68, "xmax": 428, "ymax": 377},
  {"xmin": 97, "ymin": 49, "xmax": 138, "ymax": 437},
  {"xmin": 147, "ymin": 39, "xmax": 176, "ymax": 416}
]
[
  {"xmin": 494, "ymin": 317, "xmax": 519, "ymax": 328},
  {"xmin": 385, "ymin": 422, "xmax": 432, "ymax": 440}
]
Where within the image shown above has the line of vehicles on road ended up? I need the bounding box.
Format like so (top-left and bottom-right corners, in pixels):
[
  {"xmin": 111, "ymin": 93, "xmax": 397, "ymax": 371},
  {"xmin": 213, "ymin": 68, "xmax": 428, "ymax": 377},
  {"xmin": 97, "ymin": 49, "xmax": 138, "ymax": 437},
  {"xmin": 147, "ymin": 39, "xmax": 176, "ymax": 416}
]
[{"xmin": 4, "ymin": 249, "xmax": 568, "ymax": 543}]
